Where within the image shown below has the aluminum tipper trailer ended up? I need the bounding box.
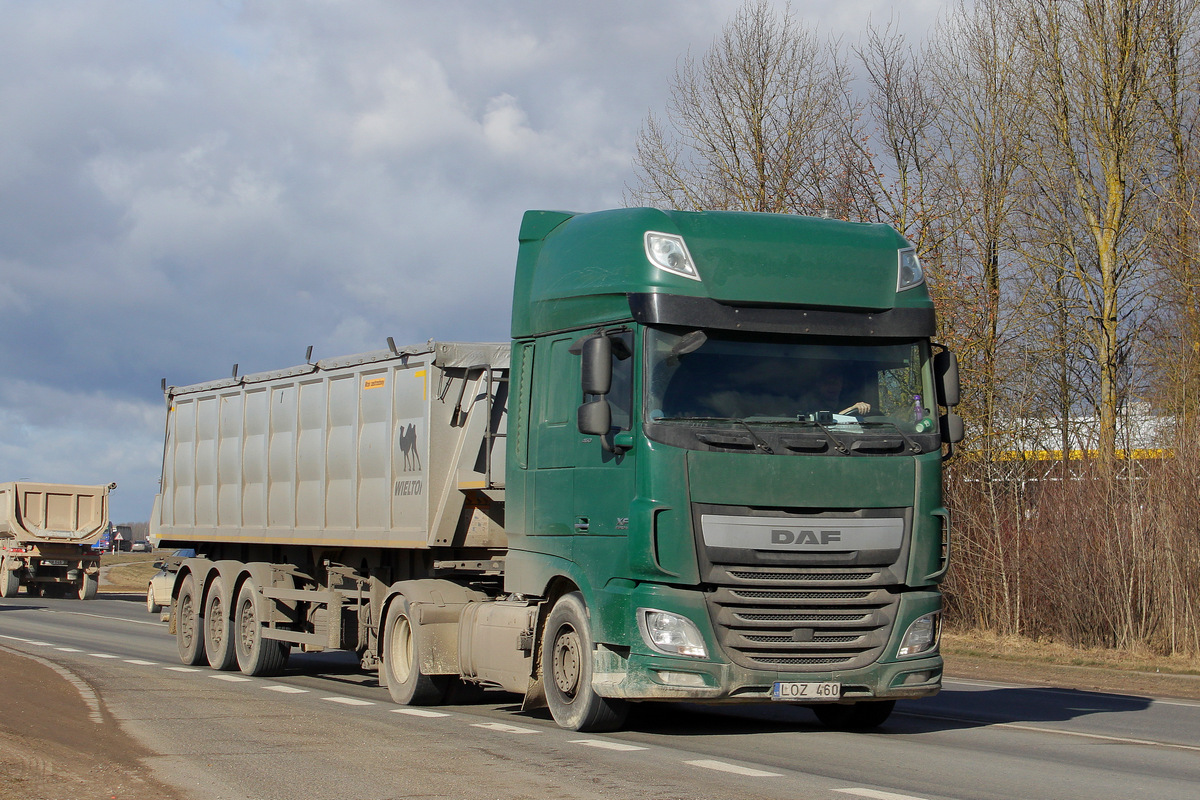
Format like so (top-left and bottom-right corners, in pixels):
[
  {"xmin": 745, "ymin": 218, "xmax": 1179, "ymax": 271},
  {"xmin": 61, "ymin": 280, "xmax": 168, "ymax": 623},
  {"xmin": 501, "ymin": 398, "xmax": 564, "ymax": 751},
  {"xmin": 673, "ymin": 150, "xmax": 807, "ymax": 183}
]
[
  {"xmin": 1, "ymin": 481, "xmax": 114, "ymax": 599},
  {"xmin": 153, "ymin": 341, "xmax": 523, "ymax": 691}
]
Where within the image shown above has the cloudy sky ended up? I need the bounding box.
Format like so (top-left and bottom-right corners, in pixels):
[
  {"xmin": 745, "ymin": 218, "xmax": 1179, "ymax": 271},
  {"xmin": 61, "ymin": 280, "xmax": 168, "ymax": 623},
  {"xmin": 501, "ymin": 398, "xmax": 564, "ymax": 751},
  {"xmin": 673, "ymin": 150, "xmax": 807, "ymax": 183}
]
[{"xmin": 0, "ymin": 0, "xmax": 942, "ymax": 523}]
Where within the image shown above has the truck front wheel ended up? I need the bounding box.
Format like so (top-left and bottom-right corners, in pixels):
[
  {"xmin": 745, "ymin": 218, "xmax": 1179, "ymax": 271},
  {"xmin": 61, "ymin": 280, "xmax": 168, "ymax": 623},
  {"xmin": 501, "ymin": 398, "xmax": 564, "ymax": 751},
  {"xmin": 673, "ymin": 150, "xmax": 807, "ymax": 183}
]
[
  {"xmin": 541, "ymin": 592, "xmax": 628, "ymax": 732},
  {"xmin": 77, "ymin": 573, "xmax": 98, "ymax": 601},
  {"xmin": 176, "ymin": 575, "xmax": 206, "ymax": 666},
  {"xmin": 811, "ymin": 700, "xmax": 895, "ymax": 730},
  {"xmin": 382, "ymin": 597, "xmax": 450, "ymax": 705}
]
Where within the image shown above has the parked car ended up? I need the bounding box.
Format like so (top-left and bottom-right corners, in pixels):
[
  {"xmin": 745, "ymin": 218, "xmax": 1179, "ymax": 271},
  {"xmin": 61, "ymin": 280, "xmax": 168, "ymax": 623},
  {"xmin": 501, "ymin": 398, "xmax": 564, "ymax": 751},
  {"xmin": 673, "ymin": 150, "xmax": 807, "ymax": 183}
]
[
  {"xmin": 146, "ymin": 549, "xmax": 194, "ymax": 613},
  {"xmin": 130, "ymin": 540, "xmax": 152, "ymax": 553}
]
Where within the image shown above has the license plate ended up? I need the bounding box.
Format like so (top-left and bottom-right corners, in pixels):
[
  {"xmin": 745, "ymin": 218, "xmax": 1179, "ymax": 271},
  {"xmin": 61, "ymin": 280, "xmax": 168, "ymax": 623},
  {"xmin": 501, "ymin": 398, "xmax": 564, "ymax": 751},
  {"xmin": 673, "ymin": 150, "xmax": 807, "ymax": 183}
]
[
  {"xmin": 41, "ymin": 560, "xmax": 68, "ymax": 567},
  {"xmin": 772, "ymin": 681, "xmax": 841, "ymax": 701}
]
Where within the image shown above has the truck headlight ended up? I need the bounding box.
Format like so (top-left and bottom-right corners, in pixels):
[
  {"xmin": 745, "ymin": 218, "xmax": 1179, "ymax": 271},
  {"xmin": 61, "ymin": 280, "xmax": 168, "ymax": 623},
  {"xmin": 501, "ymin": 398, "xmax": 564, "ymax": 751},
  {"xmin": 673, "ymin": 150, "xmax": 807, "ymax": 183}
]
[
  {"xmin": 638, "ymin": 608, "xmax": 708, "ymax": 658},
  {"xmin": 897, "ymin": 247, "xmax": 924, "ymax": 291},
  {"xmin": 897, "ymin": 612, "xmax": 940, "ymax": 657},
  {"xmin": 645, "ymin": 232, "xmax": 700, "ymax": 281}
]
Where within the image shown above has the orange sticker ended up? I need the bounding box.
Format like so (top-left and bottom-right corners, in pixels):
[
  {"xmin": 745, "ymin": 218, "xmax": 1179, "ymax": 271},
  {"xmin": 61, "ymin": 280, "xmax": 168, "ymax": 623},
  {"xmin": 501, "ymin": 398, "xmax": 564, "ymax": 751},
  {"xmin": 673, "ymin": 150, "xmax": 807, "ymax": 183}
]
[{"xmin": 363, "ymin": 378, "xmax": 386, "ymax": 390}]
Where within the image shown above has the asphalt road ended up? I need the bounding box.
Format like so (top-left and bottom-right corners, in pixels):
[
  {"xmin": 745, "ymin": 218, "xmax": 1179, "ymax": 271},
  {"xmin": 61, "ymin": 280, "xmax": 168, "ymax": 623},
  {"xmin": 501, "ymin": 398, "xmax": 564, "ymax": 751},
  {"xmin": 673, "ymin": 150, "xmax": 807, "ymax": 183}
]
[{"xmin": 1, "ymin": 593, "xmax": 1198, "ymax": 800}]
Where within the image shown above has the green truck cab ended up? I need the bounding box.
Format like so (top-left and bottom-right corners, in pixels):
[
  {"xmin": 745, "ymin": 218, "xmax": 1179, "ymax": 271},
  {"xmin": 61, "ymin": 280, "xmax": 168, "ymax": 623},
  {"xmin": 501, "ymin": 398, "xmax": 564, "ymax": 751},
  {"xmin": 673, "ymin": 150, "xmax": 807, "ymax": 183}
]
[{"xmin": 506, "ymin": 208, "xmax": 962, "ymax": 730}]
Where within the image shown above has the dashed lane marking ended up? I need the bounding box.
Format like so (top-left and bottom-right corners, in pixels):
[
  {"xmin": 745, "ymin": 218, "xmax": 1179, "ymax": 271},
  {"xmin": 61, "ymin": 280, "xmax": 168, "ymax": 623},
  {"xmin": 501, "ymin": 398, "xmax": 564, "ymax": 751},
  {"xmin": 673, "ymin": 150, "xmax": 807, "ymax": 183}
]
[
  {"xmin": 684, "ymin": 760, "xmax": 782, "ymax": 778},
  {"xmin": 323, "ymin": 696, "xmax": 375, "ymax": 706},
  {"xmin": 471, "ymin": 722, "xmax": 539, "ymax": 734},
  {"xmin": 88, "ymin": 653, "xmax": 119, "ymax": 659},
  {"xmin": 837, "ymin": 789, "xmax": 931, "ymax": 800},
  {"xmin": 570, "ymin": 739, "xmax": 648, "ymax": 751},
  {"xmin": 264, "ymin": 685, "xmax": 308, "ymax": 694},
  {"xmin": 165, "ymin": 667, "xmax": 200, "ymax": 673},
  {"xmin": 123, "ymin": 659, "xmax": 157, "ymax": 665},
  {"xmin": 210, "ymin": 674, "xmax": 252, "ymax": 682},
  {"xmin": 56, "ymin": 647, "xmax": 82, "ymax": 652},
  {"xmin": 391, "ymin": 708, "xmax": 450, "ymax": 718}
]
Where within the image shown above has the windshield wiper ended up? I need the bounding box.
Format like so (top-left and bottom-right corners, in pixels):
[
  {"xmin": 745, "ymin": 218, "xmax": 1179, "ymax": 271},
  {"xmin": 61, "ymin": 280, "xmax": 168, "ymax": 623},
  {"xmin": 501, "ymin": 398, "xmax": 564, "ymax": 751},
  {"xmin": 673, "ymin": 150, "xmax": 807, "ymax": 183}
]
[
  {"xmin": 657, "ymin": 416, "xmax": 774, "ymax": 454},
  {"xmin": 857, "ymin": 420, "xmax": 924, "ymax": 454},
  {"xmin": 794, "ymin": 416, "xmax": 850, "ymax": 455}
]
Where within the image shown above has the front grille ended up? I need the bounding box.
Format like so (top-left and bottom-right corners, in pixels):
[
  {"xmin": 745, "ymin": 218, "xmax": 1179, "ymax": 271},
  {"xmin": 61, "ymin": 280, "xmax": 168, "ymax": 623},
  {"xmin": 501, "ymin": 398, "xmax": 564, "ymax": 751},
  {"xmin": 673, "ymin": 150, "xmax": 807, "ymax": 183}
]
[
  {"xmin": 727, "ymin": 570, "xmax": 876, "ymax": 583},
  {"xmin": 706, "ymin": 564, "xmax": 900, "ymax": 672}
]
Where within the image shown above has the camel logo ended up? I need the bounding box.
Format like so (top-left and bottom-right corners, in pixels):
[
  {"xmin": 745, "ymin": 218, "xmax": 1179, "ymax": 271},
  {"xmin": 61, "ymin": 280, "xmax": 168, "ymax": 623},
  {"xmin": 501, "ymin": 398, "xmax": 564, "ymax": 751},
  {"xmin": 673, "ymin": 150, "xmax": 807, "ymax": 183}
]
[{"xmin": 398, "ymin": 422, "xmax": 422, "ymax": 472}]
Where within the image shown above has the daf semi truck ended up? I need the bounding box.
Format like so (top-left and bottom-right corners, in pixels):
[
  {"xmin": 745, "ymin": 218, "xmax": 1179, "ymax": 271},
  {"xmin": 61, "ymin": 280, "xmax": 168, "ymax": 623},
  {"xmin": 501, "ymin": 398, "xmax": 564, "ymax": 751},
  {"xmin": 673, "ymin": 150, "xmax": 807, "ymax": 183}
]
[
  {"xmin": 151, "ymin": 208, "xmax": 963, "ymax": 732},
  {"xmin": 1, "ymin": 481, "xmax": 115, "ymax": 600}
]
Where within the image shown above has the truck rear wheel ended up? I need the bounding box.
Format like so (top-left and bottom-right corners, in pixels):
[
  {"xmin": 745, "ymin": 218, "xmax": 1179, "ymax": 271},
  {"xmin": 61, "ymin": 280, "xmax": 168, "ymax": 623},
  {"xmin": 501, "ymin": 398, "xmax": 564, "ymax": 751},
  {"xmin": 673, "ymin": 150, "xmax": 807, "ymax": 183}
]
[
  {"xmin": 1, "ymin": 566, "xmax": 18, "ymax": 598},
  {"xmin": 176, "ymin": 575, "xmax": 206, "ymax": 665},
  {"xmin": 77, "ymin": 573, "xmax": 98, "ymax": 601},
  {"xmin": 234, "ymin": 580, "xmax": 287, "ymax": 676},
  {"xmin": 811, "ymin": 700, "xmax": 895, "ymax": 730},
  {"xmin": 382, "ymin": 597, "xmax": 450, "ymax": 705},
  {"xmin": 541, "ymin": 592, "xmax": 629, "ymax": 732},
  {"xmin": 204, "ymin": 576, "xmax": 238, "ymax": 670}
]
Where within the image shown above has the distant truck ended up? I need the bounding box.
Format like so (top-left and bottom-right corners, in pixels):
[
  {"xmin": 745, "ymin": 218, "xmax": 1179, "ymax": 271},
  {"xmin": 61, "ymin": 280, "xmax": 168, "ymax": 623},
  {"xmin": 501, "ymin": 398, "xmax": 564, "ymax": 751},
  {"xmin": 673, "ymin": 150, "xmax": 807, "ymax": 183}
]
[
  {"xmin": 152, "ymin": 208, "xmax": 963, "ymax": 731},
  {"xmin": 1, "ymin": 481, "xmax": 116, "ymax": 600}
]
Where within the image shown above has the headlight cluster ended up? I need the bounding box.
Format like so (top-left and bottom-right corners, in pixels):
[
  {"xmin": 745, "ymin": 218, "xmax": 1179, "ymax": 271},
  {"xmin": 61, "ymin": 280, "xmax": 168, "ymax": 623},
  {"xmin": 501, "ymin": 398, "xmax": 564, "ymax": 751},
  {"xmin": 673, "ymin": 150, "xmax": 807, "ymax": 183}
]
[
  {"xmin": 645, "ymin": 232, "xmax": 700, "ymax": 281},
  {"xmin": 897, "ymin": 247, "xmax": 925, "ymax": 291},
  {"xmin": 898, "ymin": 612, "xmax": 940, "ymax": 657},
  {"xmin": 637, "ymin": 608, "xmax": 708, "ymax": 658}
]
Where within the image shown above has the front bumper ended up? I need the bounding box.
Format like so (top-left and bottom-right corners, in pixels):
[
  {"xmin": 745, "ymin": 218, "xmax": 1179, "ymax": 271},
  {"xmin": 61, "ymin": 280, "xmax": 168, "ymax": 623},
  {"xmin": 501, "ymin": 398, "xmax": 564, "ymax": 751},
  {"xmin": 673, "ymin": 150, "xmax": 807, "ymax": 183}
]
[{"xmin": 591, "ymin": 582, "xmax": 942, "ymax": 703}]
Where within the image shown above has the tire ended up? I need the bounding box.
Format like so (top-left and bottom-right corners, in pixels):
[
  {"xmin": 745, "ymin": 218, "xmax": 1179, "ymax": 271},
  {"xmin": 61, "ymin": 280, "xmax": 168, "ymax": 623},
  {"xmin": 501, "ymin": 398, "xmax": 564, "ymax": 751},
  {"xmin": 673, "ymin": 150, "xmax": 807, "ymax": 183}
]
[
  {"xmin": 1, "ymin": 567, "xmax": 19, "ymax": 598},
  {"xmin": 381, "ymin": 596, "xmax": 451, "ymax": 705},
  {"xmin": 26, "ymin": 583, "xmax": 43, "ymax": 598},
  {"xmin": 234, "ymin": 580, "xmax": 287, "ymax": 676},
  {"xmin": 77, "ymin": 573, "xmax": 98, "ymax": 601},
  {"xmin": 541, "ymin": 592, "xmax": 628, "ymax": 732},
  {"xmin": 147, "ymin": 585, "xmax": 162, "ymax": 614},
  {"xmin": 175, "ymin": 574, "xmax": 206, "ymax": 666},
  {"xmin": 204, "ymin": 576, "xmax": 238, "ymax": 670},
  {"xmin": 811, "ymin": 700, "xmax": 895, "ymax": 730}
]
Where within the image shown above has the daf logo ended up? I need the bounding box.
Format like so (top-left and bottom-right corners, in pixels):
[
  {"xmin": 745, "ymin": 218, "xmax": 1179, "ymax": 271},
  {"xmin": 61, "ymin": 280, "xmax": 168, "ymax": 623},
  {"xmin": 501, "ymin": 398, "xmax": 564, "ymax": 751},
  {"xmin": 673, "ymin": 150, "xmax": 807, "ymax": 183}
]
[{"xmin": 771, "ymin": 529, "xmax": 842, "ymax": 546}]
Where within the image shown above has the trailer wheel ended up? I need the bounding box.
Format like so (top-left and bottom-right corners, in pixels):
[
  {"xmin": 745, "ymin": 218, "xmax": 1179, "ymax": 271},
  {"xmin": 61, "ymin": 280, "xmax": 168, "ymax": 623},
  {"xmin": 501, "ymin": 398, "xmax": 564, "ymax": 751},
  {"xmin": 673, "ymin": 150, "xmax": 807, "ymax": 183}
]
[
  {"xmin": 147, "ymin": 585, "xmax": 162, "ymax": 614},
  {"xmin": 77, "ymin": 573, "xmax": 98, "ymax": 601},
  {"xmin": 1, "ymin": 567, "xmax": 18, "ymax": 598},
  {"xmin": 204, "ymin": 576, "xmax": 238, "ymax": 670},
  {"xmin": 811, "ymin": 700, "xmax": 895, "ymax": 730},
  {"xmin": 234, "ymin": 580, "xmax": 287, "ymax": 677},
  {"xmin": 542, "ymin": 592, "xmax": 629, "ymax": 732},
  {"xmin": 25, "ymin": 583, "xmax": 43, "ymax": 598},
  {"xmin": 176, "ymin": 575, "xmax": 206, "ymax": 666},
  {"xmin": 382, "ymin": 597, "xmax": 450, "ymax": 705}
]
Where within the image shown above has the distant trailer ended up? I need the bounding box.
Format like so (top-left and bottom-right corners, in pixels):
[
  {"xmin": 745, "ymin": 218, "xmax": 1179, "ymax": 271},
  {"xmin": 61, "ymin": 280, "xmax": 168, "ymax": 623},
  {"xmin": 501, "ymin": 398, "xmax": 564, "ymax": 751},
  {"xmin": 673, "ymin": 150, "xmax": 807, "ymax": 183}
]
[{"xmin": 0, "ymin": 481, "xmax": 116, "ymax": 600}]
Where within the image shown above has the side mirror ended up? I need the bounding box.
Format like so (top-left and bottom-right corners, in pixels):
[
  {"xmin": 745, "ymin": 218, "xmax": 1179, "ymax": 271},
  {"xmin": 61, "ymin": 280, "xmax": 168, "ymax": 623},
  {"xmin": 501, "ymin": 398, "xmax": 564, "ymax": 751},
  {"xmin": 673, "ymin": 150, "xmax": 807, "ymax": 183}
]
[
  {"xmin": 934, "ymin": 350, "xmax": 960, "ymax": 407},
  {"xmin": 578, "ymin": 399, "xmax": 612, "ymax": 436},
  {"xmin": 940, "ymin": 411, "xmax": 964, "ymax": 444},
  {"xmin": 580, "ymin": 335, "xmax": 612, "ymax": 396}
]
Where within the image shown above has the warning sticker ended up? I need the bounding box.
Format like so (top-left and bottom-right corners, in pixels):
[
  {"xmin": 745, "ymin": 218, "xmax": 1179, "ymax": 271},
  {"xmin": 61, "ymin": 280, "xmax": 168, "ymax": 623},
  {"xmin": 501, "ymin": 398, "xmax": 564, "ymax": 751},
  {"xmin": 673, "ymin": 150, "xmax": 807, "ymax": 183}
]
[{"xmin": 363, "ymin": 378, "xmax": 386, "ymax": 390}]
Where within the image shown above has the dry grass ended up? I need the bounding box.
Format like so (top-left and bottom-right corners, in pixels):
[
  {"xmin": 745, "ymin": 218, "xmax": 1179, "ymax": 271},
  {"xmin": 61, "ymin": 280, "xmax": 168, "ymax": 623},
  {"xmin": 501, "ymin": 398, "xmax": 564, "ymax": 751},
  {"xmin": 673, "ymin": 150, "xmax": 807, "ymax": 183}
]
[
  {"xmin": 99, "ymin": 553, "xmax": 162, "ymax": 593},
  {"xmin": 944, "ymin": 628, "xmax": 1200, "ymax": 677}
]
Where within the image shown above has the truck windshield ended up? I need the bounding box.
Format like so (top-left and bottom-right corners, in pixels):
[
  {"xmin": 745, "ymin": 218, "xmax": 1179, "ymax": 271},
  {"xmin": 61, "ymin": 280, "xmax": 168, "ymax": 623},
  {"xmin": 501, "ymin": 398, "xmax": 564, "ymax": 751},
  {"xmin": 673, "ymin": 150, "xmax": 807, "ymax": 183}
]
[{"xmin": 645, "ymin": 327, "xmax": 938, "ymax": 438}]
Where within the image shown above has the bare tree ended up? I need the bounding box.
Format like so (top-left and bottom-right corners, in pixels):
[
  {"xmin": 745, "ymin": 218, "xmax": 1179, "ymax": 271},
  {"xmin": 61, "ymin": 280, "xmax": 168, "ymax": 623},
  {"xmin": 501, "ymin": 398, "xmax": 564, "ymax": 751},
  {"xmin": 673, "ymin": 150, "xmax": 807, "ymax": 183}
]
[
  {"xmin": 1013, "ymin": 0, "xmax": 1168, "ymax": 466},
  {"xmin": 626, "ymin": 0, "xmax": 860, "ymax": 215},
  {"xmin": 925, "ymin": 0, "xmax": 1033, "ymax": 460}
]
